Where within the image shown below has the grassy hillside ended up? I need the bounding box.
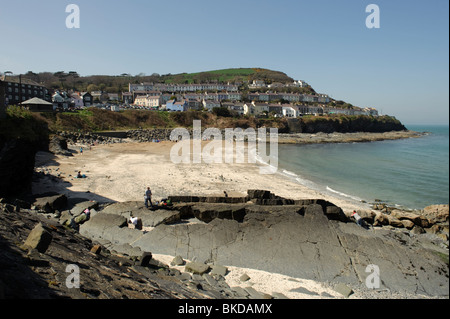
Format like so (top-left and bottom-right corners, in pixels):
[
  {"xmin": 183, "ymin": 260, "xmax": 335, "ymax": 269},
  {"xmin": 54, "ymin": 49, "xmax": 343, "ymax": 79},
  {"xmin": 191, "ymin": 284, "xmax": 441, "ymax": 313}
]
[
  {"xmin": 20, "ymin": 68, "xmax": 296, "ymax": 93},
  {"xmin": 163, "ymin": 68, "xmax": 294, "ymax": 84}
]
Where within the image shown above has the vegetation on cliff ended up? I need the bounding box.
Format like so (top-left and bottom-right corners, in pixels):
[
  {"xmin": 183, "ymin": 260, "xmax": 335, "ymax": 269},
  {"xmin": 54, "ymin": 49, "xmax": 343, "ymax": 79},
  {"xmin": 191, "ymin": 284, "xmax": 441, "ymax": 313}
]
[
  {"xmin": 0, "ymin": 106, "xmax": 49, "ymax": 144},
  {"xmin": 300, "ymin": 114, "xmax": 407, "ymax": 133},
  {"xmin": 30, "ymin": 107, "xmax": 407, "ymax": 134}
]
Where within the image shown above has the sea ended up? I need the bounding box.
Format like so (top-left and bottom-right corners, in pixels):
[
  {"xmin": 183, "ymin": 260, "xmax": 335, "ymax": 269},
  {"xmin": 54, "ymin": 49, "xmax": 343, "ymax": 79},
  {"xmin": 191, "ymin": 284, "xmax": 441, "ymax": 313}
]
[{"xmin": 275, "ymin": 125, "xmax": 449, "ymax": 210}]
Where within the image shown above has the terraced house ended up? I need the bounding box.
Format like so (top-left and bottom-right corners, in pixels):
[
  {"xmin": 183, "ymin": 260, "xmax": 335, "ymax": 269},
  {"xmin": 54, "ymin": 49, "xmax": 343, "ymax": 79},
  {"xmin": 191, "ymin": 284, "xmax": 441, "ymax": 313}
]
[
  {"xmin": 134, "ymin": 95, "xmax": 161, "ymax": 108},
  {"xmin": 2, "ymin": 75, "xmax": 50, "ymax": 105}
]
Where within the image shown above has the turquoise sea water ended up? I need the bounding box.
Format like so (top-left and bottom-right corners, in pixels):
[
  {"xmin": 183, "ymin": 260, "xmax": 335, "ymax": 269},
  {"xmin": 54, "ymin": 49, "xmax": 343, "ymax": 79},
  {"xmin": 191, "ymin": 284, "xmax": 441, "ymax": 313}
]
[{"xmin": 276, "ymin": 125, "xmax": 449, "ymax": 210}]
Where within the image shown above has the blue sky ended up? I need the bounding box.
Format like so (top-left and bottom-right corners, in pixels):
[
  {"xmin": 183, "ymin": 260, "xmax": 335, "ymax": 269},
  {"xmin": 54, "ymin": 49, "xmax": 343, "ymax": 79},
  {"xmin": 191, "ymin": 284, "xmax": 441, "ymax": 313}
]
[{"xmin": 0, "ymin": 0, "xmax": 448, "ymax": 125}]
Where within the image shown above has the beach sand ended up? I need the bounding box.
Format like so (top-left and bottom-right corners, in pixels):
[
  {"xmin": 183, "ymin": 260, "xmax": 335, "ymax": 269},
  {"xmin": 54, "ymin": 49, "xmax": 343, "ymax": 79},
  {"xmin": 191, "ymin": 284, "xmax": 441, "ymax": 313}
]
[
  {"xmin": 34, "ymin": 140, "xmax": 369, "ymax": 213},
  {"xmin": 32, "ymin": 140, "xmax": 374, "ymax": 299}
]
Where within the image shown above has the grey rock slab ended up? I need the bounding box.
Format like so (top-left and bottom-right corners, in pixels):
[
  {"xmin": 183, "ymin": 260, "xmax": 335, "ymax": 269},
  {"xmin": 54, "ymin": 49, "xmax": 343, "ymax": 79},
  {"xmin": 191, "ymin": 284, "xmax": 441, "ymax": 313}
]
[
  {"xmin": 95, "ymin": 201, "xmax": 449, "ymax": 297},
  {"xmin": 334, "ymin": 283, "xmax": 353, "ymax": 298},
  {"xmin": 185, "ymin": 262, "xmax": 210, "ymax": 275}
]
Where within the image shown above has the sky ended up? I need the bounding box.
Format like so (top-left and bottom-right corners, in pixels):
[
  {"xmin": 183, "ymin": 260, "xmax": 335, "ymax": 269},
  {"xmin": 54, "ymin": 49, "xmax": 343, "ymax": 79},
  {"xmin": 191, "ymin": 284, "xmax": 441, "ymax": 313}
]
[{"xmin": 0, "ymin": 0, "xmax": 448, "ymax": 125}]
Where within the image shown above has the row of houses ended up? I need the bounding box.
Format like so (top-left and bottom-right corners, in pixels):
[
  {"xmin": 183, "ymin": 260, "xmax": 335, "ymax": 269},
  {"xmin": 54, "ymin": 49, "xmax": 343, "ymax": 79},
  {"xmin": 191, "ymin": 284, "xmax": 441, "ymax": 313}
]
[
  {"xmin": 130, "ymin": 79, "xmax": 309, "ymax": 93},
  {"xmin": 247, "ymin": 92, "xmax": 330, "ymax": 103},
  {"xmin": 129, "ymin": 82, "xmax": 240, "ymax": 93},
  {"xmin": 155, "ymin": 99, "xmax": 378, "ymax": 118},
  {"xmin": 131, "ymin": 91, "xmax": 331, "ymax": 108},
  {"xmin": 248, "ymin": 79, "xmax": 309, "ymax": 89},
  {"xmin": 52, "ymin": 91, "xmax": 94, "ymax": 109}
]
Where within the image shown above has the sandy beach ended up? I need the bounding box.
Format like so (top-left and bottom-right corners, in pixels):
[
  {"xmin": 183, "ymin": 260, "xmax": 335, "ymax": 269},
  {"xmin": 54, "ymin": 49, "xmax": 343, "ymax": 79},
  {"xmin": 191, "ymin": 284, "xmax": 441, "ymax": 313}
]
[
  {"xmin": 34, "ymin": 140, "xmax": 369, "ymax": 214},
  {"xmin": 32, "ymin": 140, "xmax": 385, "ymax": 299}
]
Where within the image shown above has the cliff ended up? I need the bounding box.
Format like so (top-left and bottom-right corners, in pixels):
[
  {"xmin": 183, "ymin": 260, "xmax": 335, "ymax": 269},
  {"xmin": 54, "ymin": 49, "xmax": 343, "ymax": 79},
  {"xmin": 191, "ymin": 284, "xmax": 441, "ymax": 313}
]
[
  {"xmin": 0, "ymin": 107, "xmax": 49, "ymax": 198},
  {"xmin": 287, "ymin": 115, "xmax": 407, "ymax": 134}
]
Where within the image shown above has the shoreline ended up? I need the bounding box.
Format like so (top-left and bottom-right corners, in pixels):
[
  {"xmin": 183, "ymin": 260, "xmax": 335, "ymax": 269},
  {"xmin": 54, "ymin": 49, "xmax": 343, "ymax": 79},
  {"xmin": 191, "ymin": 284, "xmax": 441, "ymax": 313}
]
[
  {"xmin": 276, "ymin": 130, "xmax": 426, "ymax": 144},
  {"xmin": 36, "ymin": 140, "xmax": 371, "ymax": 214},
  {"xmin": 47, "ymin": 129, "xmax": 429, "ymax": 212},
  {"xmin": 31, "ymin": 139, "xmax": 449, "ymax": 299}
]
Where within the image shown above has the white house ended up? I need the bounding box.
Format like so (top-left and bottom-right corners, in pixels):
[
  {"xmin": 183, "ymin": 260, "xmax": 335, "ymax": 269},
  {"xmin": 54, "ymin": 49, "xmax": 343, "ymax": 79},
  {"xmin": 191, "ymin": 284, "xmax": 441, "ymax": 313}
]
[
  {"xmin": 291, "ymin": 80, "xmax": 308, "ymax": 88},
  {"xmin": 248, "ymin": 80, "xmax": 266, "ymax": 89},
  {"xmin": 282, "ymin": 105, "xmax": 300, "ymax": 118},
  {"xmin": 52, "ymin": 91, "xmax": 70, "ymax": 110},
  {"xmin": 166, "ymin": 99, "xmax": 188, "ymax": 112},
  {"xmin": 134, "ymin": 95, "xmax": 160, "ymax": 108}
]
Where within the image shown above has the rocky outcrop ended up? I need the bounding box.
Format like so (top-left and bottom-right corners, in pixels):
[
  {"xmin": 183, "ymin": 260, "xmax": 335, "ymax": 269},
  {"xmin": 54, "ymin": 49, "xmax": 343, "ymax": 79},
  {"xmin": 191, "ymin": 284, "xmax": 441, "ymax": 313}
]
[
  {"xmin": 298, "ymin": 115, "xmax": 407, "ymax": 134},
  {"xmin": 48, "ymin": 135, "xmax": 72, "ymax": 156},
  {"xmin": 356, "ymin": 204, "xmax": 449, "ymax": 243},
  {"xmin": 4, "ymin": 190, "xmax": 448, "ymax": 299},
  {"xmin": 72, "ymin": 190, "xmax": 449, "ymax": 297},
  {"xmin": 0, "ymin": 199, "xmax": 234, "ymax": 299},
  {"xmin": 422, "ymin": 205, "xmax": 449, "ymax": 224}
]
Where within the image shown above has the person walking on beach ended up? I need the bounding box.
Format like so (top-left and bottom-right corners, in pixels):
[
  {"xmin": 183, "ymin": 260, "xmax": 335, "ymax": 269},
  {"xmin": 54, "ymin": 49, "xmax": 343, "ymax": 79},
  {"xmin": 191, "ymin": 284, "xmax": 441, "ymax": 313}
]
[{"xmin": 144, "ymin": 187, "xmax": 153, "ymax": 209}]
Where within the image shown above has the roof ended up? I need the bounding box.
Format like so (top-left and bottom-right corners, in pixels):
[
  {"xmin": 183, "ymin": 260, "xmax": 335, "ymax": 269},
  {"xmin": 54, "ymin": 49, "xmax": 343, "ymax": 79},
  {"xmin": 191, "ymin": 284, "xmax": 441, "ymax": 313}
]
[
  {"xmin": 20, "ymin": 97, "xmax": 53, "ymax": 105},
  {"xmin": 3, "ymin": 76, "xmax": 44, "ymax": 87}
]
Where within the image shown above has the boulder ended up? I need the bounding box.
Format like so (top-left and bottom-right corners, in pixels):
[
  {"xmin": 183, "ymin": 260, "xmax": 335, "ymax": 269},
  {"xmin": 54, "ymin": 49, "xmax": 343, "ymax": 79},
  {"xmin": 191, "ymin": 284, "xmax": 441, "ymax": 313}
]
[
  {"xmin": 325, "ymin": 205, "xmax": 348, "ymax": 222},
  {"xmin": 334, "ymin": 283, "xmax": 353, "ymax": 298},
  {"xmin": 90, "ymin": 244, "xmax": 102, "ymax": 254},
  {"xmin": 59, "ymin": 210, "xmax": 73, "ymax": 226},
  {"xmin": 171, "ymin": 256, "xmax": 185, "ymax": 266},
  {"xmin": 33, "ymin": 194, "xmax": 67, "ymax": 213},
  {"xmin": 427, "ymin": 224, "xmax": 441, "ymax": 234},
  {"xmin": 391, "ymin": 210, "xmax": 422, "ymax": 224},
  {"xmin": 23, "ymin": 223, "xmax": 53, "ymax": 253},
  {"xmin": 210, "ymin": 265, "xmax": 228, "ymax": 277},
  {"xmin": 49, "ymin": 136, "xmax": 71, "ymax": 156},
  {"xmin": 387, "ymin": 216, "xmax": 404, "ymax": 228},
  {"xmin": 411, "ymin": 225, "xmax": 425, "ymax": 235},
  {"xmin": 401, "ymin": 219, "xmax": 415, "ymax": 229},
  {"xmin": 353, "ymin": 210, "xmax": 376, "ymax": 224},
  {"xmin": 139, "ymin": 252, "xmax": 153, "ymax": 267},
  {"xmin": 391, "ymin": 210, "xmax": 431, "ymax": 228},
  {"xmin": 373, "ymin": 212, "xmax": 389, "ymax": 226},
  {"xmin": 422, "ymin": 205, "xmax": 449, "ymax": 224},
  {"xmin": 185, "ymin": 262, "xmax": 210, "ymax": 275},
  {"xmin": 70, "ymin": 201, "xmax": 99, "ymax": 217}
]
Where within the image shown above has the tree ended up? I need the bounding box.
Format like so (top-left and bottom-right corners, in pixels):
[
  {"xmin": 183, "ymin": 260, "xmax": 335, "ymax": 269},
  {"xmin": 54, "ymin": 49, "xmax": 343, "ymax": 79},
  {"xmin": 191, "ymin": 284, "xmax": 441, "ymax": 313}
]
[
  {"xmin": 212, "ymin": 107, "xmax": 231, "ymax": 117},
  {"xmin": 87, "ymin": 84, "xmax": 99, "ymax": 92}
]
